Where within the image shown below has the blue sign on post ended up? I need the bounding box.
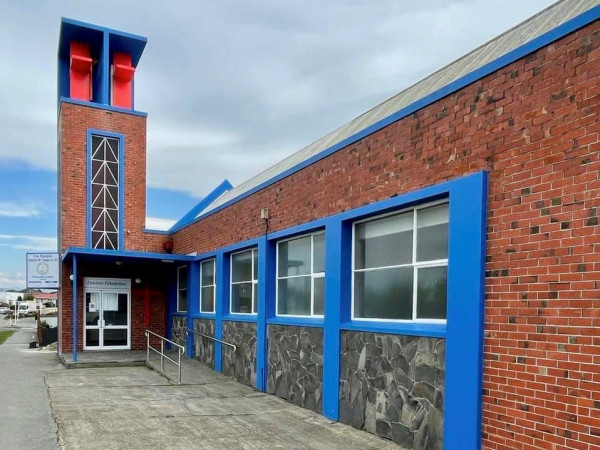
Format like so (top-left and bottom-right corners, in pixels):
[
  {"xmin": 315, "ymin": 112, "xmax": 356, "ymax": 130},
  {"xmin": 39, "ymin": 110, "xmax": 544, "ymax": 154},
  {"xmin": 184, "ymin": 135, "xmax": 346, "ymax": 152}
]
[{"xmin": 26, "ymin": 253, "xmax": 60, "ymax": 289}]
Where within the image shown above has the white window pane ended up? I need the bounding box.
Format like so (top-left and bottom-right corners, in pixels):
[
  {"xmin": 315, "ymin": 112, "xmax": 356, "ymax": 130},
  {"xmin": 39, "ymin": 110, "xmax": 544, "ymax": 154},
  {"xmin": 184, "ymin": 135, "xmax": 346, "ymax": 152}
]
[
  {"xmin": 201, "ymin": 259, "xmax": 215, "ymax": 286},
  {"xmin": 232, "ymin": 251, "xmax": 252, "ymax": 282},
  {"xmin": 253, "ymin": 283, "xmax": 258, "ymax": 313},
  {"xmin": 417, "ymin": 204, "xmax": 448, "ymax": 261},
  {"xmin": 178, "ymin": 266, "xmax": 188, "ymax": 289},
  {"xmin": 253, "ymin": 249, "xmax": 258, "ymax": 281},
  {"xmin": 355, "ymin": 212, "xmax": 413, "ymax": 269},
  {"xmin": 278, "ymin": 236, "xmax": 311, "ymax": 277},
  {"xmin": 278, "ymin": 276, "xmax": 310, "ymax": 315},
  {"xmin": 178, "ymin": 289, "xmax": 187, "ymax": 312},
  {"xmin": 201, "ymin": 286, "xmax": 214, "ymax": 312},
  {"xmin": 313, "ymin": 233, "xmax": 325, "ymax": 273},
  {"xmin": 313, "ymin": 277, "xmax": 324, "ymax": 315},
  {"xmin": 416, "ymin": 266, "xmax": 447, "ymax": 319},
  {"xmin": 354, "ymin": 267, "xmax": 413, "ymax": 319},
  {"xmin": 231, "ymin": 282, "xmax": 252, "ymax": 313}
]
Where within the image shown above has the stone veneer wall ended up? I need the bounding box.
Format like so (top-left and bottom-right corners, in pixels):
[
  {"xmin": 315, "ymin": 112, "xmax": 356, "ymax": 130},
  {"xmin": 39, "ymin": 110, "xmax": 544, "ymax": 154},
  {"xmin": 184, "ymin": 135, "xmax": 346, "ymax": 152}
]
[
  {"xmin": 221, "ymin": 321, "xmax": 257, "ymax": 388},
  {"xmin": 193, "ymin": 318, "xmax": 215, "ymax": 368},
  {"xmin": 171, "ymin": 315, "xmax": 186, "ymax": 348},
  {"xmin": 267, "ymin": 325, "xmax": 323, "ymax": 413},
  {"xmin": 340, "ymin": 331, "xmax": 445, "ymax": 449}
]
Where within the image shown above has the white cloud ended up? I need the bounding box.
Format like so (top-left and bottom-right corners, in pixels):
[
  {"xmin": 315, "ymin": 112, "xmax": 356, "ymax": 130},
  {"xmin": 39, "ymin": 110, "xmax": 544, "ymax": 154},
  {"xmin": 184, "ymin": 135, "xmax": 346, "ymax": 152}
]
[
  {"xmin": 145, "ymin": 217, "xmax": 176, "ymax": 231},
  {"xmin": 0, "ymin": 202, "xmax": 47, "ymax": 218},
  {"xmin": 0, "ymin": 234, "xmax": 57, "ymax": 251}
]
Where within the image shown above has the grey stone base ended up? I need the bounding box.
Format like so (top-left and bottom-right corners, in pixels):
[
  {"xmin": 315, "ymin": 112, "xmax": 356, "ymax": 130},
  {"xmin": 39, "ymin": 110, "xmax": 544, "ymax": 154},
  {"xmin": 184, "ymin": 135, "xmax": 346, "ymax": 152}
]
[
  {"xmin": 339, "ymin": 331, "xmax": 445, "ymax": 449},
  {"xmin": 193, "ymin": 318, "xmax": 215, "ymax": 368},
  {"xmin": 221, "ymin": 321, "xmax": 257, "ymax": 388},
  {"xmin": 267, "ymin": 325, "xmax": 323, "ymax": 413}
]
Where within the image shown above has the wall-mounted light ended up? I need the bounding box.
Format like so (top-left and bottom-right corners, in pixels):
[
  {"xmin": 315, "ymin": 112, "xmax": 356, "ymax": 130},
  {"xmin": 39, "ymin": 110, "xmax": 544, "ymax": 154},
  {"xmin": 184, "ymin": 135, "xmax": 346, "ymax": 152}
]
[
  {"xmin": 115, "ymin": 261, "xmax": 123, "ymax": 266},
  {"xmin": 69, "ymin": 274, "xmax": 74, "ymax": 281},
  {"xmin": 135, "ymin": 278, "xmax": 142, "ymax": 284}
]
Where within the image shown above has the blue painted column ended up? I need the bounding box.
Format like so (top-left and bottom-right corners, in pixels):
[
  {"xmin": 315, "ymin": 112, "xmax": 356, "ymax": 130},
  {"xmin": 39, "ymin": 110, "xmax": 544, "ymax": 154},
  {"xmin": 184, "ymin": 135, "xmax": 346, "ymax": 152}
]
[
  {"xmin": 322, "ymin": 219, "xmax": 352, "ymax": 420},
  {"xmin": 186, "ymin": 262, "xmax": 200, "ymax": 358},
  {"xmin": 72, "ymin": 254, "xmax": 78, "ymax": 363},
  {"xmin": 255, "ymin": 236, "xmax": 271, "ymax": 391},
  {"xmin": 214, "ymin": 252, "xmax": 227, "ymax": 372},
  {"xmin": 444, "ymin": 171, "xmax": 487, "ymax": 450}
]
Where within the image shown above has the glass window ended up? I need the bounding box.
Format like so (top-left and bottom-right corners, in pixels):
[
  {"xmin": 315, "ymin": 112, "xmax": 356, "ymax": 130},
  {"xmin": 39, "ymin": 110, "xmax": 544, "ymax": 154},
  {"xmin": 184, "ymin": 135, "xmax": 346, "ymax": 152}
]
[
  {"xmin": 230, "ymin": 248, "xmax": 258, "ymax": 314},
  {"xmin": 277, "ymin": 232, "xmax": 325, "ymax": 317},
  {"xmin": 353, "ymin": 202, "xmax": 448, "ymax": 321},
  {"xmin": 90, "ymin": 135, "xmax": 120, "ymax": 250},
  {"xmin": 200, "ymin": 259, "xmax": 216, "ymax": 313},
  {"xmin": 177, "ymin": 266, "xmax": 188, "ymax": 312}
]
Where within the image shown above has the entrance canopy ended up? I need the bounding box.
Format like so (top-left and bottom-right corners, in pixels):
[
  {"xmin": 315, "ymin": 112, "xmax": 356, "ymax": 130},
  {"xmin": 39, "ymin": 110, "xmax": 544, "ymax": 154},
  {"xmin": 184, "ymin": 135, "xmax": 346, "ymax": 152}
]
[{"xmin": 62, "ymin": 247, "xmax": 193, "ymax": 265}]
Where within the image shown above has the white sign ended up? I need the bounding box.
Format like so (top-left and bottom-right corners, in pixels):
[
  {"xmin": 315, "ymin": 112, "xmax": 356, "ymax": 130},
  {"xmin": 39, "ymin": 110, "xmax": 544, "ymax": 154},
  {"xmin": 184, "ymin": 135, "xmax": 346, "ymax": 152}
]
[
  {"xmin": 83, "ymin": 277, "xmax": 131, "ymax": 291},
  {"xmin": 26, "ymin": 253, "xmax": 60, "ymax": 288}
]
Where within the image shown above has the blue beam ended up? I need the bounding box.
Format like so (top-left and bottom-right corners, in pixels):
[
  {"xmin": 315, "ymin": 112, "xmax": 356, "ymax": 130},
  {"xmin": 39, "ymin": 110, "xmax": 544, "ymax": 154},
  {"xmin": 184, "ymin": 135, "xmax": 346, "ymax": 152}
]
[
  {"xmin": 214, "ymin": 252, "xmax": 227, "ymax": 372},
  {"xmin": 186, "ymin": 262, "xmax": 199, "ymax": 358},
  {"xmin": 72, "ymin": 254, "xmax": 78, "ymax": 362}
]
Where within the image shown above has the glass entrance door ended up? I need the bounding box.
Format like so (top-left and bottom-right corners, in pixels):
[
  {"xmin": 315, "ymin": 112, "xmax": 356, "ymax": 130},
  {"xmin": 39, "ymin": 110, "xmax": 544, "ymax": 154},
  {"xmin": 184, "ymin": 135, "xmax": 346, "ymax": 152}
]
[{"xmin": 84, "ymin": 290, "xmax": 130, "ymax": 349}]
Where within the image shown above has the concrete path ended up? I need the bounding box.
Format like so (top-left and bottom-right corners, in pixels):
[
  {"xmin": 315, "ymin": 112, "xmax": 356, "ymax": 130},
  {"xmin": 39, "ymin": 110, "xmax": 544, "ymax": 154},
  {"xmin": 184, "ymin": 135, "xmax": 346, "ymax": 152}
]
[
  {"xmin": 47, "ymin": 356, "xmax": 398, "ymax": 449},
  {"xmin": 0, "ymin": 320, "xmax": 61, "ymax": 450}
]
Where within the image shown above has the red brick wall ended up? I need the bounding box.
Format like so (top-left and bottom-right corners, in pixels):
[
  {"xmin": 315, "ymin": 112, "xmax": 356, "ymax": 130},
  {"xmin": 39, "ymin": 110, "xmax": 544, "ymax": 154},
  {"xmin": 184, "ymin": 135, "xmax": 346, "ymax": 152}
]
[
  {"xmin": 172, "ymin": 22, "xmax": 600, "ymax": 449},
  {"xmin": 58, "ymin": 102, "xmax": 168, "ymax": 253},
  {"xmin": 59, "ymin": 262, "xmax": 168, "ymax": 353}
]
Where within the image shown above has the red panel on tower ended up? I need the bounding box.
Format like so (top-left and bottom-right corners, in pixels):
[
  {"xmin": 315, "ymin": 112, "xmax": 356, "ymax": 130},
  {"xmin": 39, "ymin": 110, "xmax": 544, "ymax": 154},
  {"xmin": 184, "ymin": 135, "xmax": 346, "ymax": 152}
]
[
  {"xmin": 69, "ymin": 41, "xmax": 92, "ymax": 101},
  {"xmin": 111, "ymin": 52, "xmax": 135, "ymax": 109}
]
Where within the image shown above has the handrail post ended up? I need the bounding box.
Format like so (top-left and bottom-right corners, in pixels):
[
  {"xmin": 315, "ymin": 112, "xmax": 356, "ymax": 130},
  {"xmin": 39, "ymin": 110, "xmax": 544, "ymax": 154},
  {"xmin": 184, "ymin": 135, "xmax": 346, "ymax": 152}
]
[
  {"xmin": 160, "ymin": 339, "xmax": 164, "ymax": 372},
  {"xmin": 178, "ymin": 349, "xmax": 182, "ymax": 384},
  {"xmin": 146, "ymin": 331, "xmax": 149, "ymax": 364}
]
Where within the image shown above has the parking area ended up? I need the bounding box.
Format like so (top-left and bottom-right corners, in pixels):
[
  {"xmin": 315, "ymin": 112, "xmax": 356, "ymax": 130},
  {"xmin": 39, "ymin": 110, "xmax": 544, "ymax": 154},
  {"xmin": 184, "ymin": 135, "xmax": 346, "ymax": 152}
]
[{"xmin": 47, "ymin": 358, "xmax": 397, "ymax": 449}]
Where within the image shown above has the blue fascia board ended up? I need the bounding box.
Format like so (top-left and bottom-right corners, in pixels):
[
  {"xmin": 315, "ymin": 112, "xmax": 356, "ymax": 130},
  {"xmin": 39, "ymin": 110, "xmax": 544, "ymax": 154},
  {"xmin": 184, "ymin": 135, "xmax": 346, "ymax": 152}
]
[
  {"xmin": 61, "ymin": 17, "xmax": 147, "ymax": 43},
  {"xmin": 341, "ymin": 321, "xmax": 446, "ymax": 338},
  {"xmin": 60, "ymin": 97, "xmax": 148, "ymax": 117},
  {"xmin": 169, "ymin": 6, "xmax": 600, "ymax": 234},
  {"xmin": 62, "ymin": 246, "xmax": 194, "ymax": 263},
  {"xmin": 221, "ymin": 314, "xmax": 257, "ymax": 323},
  {"xmin": 169, "ymin": 179, "xmax": 233, "ymax": 232},
  {"xmin": 142, "ymin": 228, "xmax": 171, "ymax": 235},
  {"xmin": 267, "ymin": 317, "xmax": 324, "ymax": 328}
]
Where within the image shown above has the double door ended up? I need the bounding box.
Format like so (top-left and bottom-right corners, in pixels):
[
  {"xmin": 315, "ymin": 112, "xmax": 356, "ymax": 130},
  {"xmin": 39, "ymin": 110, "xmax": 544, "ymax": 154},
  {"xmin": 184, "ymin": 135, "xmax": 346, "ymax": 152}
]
[{"xmin": 84, "ymin": 290, "xmax": 130, "ymax": 349}]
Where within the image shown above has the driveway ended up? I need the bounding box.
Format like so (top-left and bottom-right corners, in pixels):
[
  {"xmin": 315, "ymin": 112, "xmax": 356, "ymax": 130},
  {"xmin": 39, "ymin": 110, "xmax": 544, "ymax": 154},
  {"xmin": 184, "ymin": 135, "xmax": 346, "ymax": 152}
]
[
  {"xmin": 47, "ymin": 358, "xmax": 397, "ymax": 449},
  {"xmin": 0, "ymin": 321, "xmax": 61, "ymax": 450}
]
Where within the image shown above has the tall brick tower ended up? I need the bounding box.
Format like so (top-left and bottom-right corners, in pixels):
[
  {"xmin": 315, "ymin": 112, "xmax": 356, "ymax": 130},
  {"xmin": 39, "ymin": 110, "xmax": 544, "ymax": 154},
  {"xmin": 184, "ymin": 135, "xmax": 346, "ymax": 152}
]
[{"xmin": 57, "ymin": 19, "xmax": 171, "ymax": 357}]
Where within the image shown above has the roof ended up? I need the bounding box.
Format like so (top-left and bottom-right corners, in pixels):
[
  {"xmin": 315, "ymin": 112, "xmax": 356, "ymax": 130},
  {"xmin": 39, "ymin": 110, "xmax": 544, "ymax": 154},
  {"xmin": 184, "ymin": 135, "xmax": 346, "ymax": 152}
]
[{"xmin": 171, "ymin": 0, "xmax": 600, "ymax": 233}]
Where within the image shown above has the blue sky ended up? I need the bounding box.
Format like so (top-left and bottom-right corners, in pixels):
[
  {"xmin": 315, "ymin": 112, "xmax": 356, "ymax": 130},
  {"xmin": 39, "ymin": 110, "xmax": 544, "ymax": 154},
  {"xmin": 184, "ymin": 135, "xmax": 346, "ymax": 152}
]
[{"xmin": 0, "ymin": 0, "xmax": 552, "ymax": 288}]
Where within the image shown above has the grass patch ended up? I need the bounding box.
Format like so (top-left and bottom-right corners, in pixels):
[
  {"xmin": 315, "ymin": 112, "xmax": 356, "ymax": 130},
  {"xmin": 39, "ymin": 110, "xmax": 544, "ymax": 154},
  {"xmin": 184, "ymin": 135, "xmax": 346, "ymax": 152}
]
[{"xmin": 0, "ymin": 330, "xmax": 15, "ymax": 345}]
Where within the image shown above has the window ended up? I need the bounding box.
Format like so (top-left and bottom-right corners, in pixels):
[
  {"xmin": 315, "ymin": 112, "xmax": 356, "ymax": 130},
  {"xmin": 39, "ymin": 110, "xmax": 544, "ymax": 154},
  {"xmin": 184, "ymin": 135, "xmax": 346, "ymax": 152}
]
[
  {"xmin": 177, "ymin": 266, "xmax": 188, "ymax": 312},
  {"xmin": 276, "ymin": 232, "xmax": 325, "ymax": 316},
  {"xmin": 90, "ymin": 135, "xmax": 120, "ymax": 250},
  {"xmin": 230, "ymin": 248, "xmax": 258, "ymax": 314},
  {"xmin": 200, "ymin": 259, "xmax": 216, "ymax": 313},
  {"xmin": 353, "ymin": 201, "xmax": 448, "ymax": 321}
]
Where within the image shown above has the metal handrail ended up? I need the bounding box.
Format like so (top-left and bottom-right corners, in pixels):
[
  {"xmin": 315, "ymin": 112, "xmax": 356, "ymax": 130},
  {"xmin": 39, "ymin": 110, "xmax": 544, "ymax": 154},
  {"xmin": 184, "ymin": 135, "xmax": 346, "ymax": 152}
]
[
  {"xmin": 145, "ymin": 329, "xmax": 185, "ymax": 384},
  {"xmin": 185, "ymin": 328, "xmax": 237, "ymax": 352}
]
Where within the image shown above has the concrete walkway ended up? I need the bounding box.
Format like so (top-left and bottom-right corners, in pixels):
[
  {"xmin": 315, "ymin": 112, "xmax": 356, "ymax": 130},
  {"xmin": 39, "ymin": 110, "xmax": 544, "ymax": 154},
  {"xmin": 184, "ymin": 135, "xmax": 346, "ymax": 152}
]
[
  {"xmin": 48, "ymin": 355, "xmax": 398, "ymax": 449},
  {"xmin": 0, "ymin": 321, "xmax": 61, "ymax": 450}
]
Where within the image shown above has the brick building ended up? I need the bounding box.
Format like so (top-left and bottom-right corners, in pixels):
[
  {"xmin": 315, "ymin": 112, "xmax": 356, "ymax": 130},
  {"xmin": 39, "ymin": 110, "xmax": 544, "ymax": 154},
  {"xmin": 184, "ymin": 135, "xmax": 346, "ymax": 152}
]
[{"xmin": 57, "ymin": 1, "xmax": 600, "ymax": 448}]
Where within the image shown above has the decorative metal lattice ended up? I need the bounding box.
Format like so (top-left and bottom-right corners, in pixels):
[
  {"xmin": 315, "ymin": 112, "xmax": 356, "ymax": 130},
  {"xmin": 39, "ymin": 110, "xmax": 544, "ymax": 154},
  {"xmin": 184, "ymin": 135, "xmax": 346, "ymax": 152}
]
[{"xmin": 90, "ymin": 135, "xmax": 120, "ymax": 250}]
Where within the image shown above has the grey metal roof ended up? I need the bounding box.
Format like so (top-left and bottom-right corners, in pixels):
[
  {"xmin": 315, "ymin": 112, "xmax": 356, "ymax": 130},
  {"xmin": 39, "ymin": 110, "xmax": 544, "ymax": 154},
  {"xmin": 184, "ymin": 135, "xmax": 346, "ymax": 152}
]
[{"xmin": 195, "ymin": 0, "xmax": 600, "ymax": 219}]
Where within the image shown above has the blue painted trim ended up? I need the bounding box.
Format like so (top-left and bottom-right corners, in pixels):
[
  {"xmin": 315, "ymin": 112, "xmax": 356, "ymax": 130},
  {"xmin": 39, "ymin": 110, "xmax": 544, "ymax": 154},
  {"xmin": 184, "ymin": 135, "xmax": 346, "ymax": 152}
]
[
  {"xmin": 61, "ymin": 17, "xmax": 147, "ymax": 44},
  {"xmin": 221, "ymin": 315, "xmax": 257, "ymax": 323},
  {"xmin": 443, "ymin": 171, "xmax": 488, "ymax": 450},
  {"xmin": 186, "ymin": 262, "xmax": 199, "ymax": 358},
  {"xmin": 72, "ymin": 254, "xmax": 78, "ymax": 362},
  {"xmin": 166, "ymin": 268, "xmax": 178, "ymax": 343},
  {"xmin": 321, "ymin": 219, "xmax": 350, "ymax": 420},
  {"xmin": 267, "ymin": 317, "xmax": 324, "ymax": 328},
  {"xmin": 214, "ymin": 252, "xmax": 227, "ymax": 372},
  {"xmin": 169, "ymin": 180, "xmax": 233, "ymax": 232},
  {"xmin": 341, "ymin": 321, "xmax": 446, "ymax": 338},
  {"xmin": 100, "ymin": 31, "xmax": 109, "ymax": 105},
  {"xmin": 169, "ymin": 6, "xmax": 600, "ymax": 234},
  {"xmin": 256, "ymin": 236, "xmax": 268, "ymax": 391},
  {"xmin": 86, "ymin": 129, "xmax": 125, "ymax": 250},
  {"xmin": 190, "ymin": 313, "xmax": 216, "ymax": 320},
  {"xmin": 142, "ymin": 228, "xmax": 171, "ymax": 235},
  {"xmin": 60, "ymin": 97, "xmax": 148, "ymax": 117},
  {"xmin": 62, "ymin": 246, "xmax": 193, "ymax": 263},
  {"xmin": 266, "ymin": 220, "xmax": 327, "ymax": 242}
]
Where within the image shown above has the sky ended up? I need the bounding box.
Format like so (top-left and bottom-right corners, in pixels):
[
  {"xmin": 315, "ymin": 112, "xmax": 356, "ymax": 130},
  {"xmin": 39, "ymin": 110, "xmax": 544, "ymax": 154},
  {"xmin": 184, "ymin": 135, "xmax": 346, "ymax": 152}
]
[{"xmin": 0, "ymin": 0, "xmax": 554, "ymax": 289}]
